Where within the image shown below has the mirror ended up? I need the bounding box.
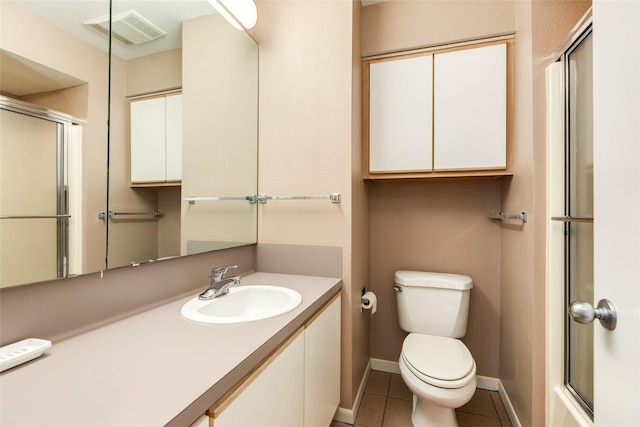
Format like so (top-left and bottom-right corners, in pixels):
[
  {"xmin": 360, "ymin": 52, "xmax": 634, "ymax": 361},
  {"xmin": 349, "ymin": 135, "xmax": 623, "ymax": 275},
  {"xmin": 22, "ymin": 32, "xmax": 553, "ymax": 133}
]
[
  {"xmin": 0, "ymin": 0, "xmax": 111, "ymax": 288},
  {"xmin": 0, "ymin": 0, "xmax": 258, "ymax": 288},
  {"xmin": 106, "ymin": 0, "xmax": 258, "ymax": 269}
]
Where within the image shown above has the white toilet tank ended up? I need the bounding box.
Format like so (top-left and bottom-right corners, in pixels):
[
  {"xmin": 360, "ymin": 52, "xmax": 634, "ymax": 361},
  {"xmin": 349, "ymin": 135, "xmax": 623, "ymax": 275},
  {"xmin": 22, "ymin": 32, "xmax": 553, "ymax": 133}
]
[{"xmin": 395, "ymin": 271, "xmax": 473, "ymax": 338}]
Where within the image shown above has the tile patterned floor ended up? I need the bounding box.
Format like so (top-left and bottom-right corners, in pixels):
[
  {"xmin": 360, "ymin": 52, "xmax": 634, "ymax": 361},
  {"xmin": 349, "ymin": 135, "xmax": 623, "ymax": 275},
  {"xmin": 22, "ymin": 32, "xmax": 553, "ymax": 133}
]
[{"xmin": 331, "ymin": 370, "xmax": 513, "ymax": 427}]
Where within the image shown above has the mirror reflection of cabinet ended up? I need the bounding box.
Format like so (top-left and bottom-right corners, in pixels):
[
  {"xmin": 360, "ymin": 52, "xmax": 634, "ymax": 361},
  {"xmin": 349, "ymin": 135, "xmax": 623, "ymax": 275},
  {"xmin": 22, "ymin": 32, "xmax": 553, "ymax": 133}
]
[{"xmin": 130, "ymin": 93, "xmax": 182, "ymax": 186}]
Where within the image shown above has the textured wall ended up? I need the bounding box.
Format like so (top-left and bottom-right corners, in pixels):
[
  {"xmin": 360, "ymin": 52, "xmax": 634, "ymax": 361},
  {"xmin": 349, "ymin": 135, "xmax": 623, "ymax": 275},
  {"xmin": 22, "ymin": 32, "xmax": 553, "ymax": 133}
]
[{"xmin": 254, "ymin": 0, "xmax": 368, "ymax": 409}]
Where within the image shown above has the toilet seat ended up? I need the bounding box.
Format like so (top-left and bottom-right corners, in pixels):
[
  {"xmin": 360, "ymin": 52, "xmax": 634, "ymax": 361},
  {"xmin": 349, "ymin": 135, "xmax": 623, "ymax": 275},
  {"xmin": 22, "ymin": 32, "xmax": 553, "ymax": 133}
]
[{"xmin": 401, "ymin": 333, "xmax": 475, "ymax": 389}]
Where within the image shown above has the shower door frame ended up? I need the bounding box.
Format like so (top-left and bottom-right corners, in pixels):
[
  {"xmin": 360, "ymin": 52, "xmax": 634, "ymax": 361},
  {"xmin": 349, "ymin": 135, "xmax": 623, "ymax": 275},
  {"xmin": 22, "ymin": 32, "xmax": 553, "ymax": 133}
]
[
  {"xmin": 562, "ymin": 25, "xmax": 594, "ymax": 419},
  {"xmin": 545, "ymin": 10, "xmax": 595, "ymax": 427},
  {"xmin": 0, "ymin": 96, "xmax": 75, "ymax": 282}
]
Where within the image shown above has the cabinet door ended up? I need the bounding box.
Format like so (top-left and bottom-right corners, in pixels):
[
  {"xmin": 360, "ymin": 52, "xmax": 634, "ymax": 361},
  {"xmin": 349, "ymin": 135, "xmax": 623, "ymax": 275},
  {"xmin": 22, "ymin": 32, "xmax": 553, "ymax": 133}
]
[
  {"xmin": 369, "ymin": 55, "xmax": 433, "ymax": 172},
  {"xmin": 165, "ymin": 94, "xmax": 182, "ymax": 181},
  {"xmin": 304, "ymin": 296, "xmax": 341, "ymax": 427},
  {"xmin": 214, "ymin": 331, "xmax": 304, "ymax": 427},
  {"xmin": 130, "ymin": 97, "xmax": 166, "ymax": 182},
  {"xmin": 189, "ymin": 415, "xmax": 209, "ymax": 427},
  {"xmin": 433, "ymin": 43, "xmax": 507, "ymax": 171}
]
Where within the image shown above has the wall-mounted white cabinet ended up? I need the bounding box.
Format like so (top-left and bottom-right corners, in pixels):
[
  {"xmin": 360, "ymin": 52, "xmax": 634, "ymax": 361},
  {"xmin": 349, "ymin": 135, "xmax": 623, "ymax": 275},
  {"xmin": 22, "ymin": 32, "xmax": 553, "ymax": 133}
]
[
  {"xmin": 364, "ymin": 40, "xmax": 512, "ymax": 180},
  {"xmin": 433, "ymin": 44, "xmax": 507, "ymax": 171},
  {"xmin": 130, "ymin": 93, "xmax": 182, "ymax": 186},
  {"xmin": 209, "ymin": 295, "xmax": 341, "ymax": 427},
  {"xmin": 368, "ymin": 55, "xmax": 433, "ymax": 173}
]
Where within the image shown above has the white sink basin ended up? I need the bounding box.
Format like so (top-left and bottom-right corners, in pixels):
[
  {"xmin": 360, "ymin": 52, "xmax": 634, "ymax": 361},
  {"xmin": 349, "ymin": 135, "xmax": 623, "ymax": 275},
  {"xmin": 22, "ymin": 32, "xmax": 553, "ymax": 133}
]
[{"xmin": 181, "ymin": 285, "xmax": 302, "ymax": 324}]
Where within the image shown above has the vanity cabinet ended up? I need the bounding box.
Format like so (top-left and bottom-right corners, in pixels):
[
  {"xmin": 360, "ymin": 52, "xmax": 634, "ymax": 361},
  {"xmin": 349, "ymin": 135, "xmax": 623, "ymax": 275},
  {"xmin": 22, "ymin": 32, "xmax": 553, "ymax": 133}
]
[
  {"xmin": 364, "ymin": 40, "xmax": 512, "ymax": 180},
  {"xmin": 189, "ymin": 415, "xmax": 209, "ymax": 427},
  {"xmin": 304, "ymin": 293, "xmax": 341, "ymax": 427},
  {"xmin": 213, "ymin": 330, "xmax": 305, "ymax": 427},
  {"xmin": 210, "ymin": 295, "xmax": 341, "ymax": 427},
  {"xmin": 130, "ymin": 93, "xmax": 182, "ymax": 186}
]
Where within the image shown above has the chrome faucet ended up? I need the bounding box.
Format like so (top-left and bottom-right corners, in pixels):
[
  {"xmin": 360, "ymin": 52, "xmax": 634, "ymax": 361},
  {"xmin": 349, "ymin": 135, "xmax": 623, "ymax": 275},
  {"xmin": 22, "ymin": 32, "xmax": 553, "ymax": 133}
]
[{"xmin": 198, "ymin": 265, "xmax": 241, "ymax": 300}]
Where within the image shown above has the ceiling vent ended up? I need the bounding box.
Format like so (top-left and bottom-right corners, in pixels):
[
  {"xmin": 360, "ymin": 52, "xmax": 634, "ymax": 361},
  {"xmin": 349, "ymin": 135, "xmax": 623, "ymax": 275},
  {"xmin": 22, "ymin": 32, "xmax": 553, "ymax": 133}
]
[{"xmin": 84, "ymin": 10, "xmax": 166, "ymax": 45}]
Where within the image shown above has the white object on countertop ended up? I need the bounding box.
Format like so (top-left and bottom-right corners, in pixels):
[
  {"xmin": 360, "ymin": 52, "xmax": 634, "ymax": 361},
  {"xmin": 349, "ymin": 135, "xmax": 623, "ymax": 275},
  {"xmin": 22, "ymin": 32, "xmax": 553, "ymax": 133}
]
[{"xmin": 0, "ymin": 338, "xmax": 52, "ymax": 372}]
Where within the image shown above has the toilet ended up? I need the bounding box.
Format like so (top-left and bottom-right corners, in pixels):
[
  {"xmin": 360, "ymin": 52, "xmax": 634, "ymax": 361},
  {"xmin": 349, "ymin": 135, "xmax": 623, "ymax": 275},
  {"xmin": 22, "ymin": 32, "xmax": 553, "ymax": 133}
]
[{"xmin": 394, "ymin": 270, "xmax": 476, "ymax": 427}]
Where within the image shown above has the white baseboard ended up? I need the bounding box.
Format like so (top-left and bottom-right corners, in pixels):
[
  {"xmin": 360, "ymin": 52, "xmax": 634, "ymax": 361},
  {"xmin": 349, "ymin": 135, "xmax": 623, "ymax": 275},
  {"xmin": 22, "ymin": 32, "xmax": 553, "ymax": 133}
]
[
  {"xmin": 334, "ymin": 359, "xmax": 372, "ymax": 424},
  {"xmin": 367, "ymin": 358, "xmax": 522, "ymax": 427},
  {"xmin": 498, "ymin": 381, "xmax": 522, "ymax": 427},
  {"xmin": 371, "ymin": 358, "xmax": 400, "ymax": 374},
  {"xmin": 476, "ymin": 375, "xmax": 500, "ymax": 391},
  {"xmin": 371, "ymin": 358, "xmax": 499, "ymax": 391}
]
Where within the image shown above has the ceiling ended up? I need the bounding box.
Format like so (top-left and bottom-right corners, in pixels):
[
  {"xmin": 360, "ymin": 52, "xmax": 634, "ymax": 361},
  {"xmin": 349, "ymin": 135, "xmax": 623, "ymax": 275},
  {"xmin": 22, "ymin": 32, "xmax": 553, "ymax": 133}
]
[
  {"xmin": 2, "ymin": 0, "xmax": 215, "ymax": 96},
  {"xmin": 3, "ymin": 0, "xmax": 384, "ymax": 96},
  {"xmin": 11, "ymin": 0, "xmax": 384, "ymax": 62},
  {"xmin": 10, "ymin": 0, "xmax": 215, "ymax": 61}
]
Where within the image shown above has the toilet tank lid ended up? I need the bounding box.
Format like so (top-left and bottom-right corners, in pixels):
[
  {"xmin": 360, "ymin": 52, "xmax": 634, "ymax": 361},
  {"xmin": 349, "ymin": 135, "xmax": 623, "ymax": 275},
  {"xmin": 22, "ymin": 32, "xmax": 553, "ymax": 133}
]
[{"xmin": 394, "ymin": 271, "xmax": 473, "ymax": 290}]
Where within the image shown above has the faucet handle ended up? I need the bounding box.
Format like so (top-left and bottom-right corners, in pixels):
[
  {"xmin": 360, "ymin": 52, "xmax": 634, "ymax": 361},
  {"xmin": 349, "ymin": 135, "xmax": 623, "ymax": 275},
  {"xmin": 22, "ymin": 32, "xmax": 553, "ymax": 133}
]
[{"xmin": 209, "ymin": 265, "xmax": 238, "ymax": 282}]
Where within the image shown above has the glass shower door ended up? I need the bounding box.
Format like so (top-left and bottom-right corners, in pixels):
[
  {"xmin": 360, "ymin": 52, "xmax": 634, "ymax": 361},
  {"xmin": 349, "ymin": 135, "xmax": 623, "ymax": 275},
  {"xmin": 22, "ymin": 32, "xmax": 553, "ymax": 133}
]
[
  {"xmin": 564, "ymin": 29, "xmax": 594, "ymax": 416},
  {"xmin": 0, "ymin": 107, "xmax": 67, "ymax": 287}
]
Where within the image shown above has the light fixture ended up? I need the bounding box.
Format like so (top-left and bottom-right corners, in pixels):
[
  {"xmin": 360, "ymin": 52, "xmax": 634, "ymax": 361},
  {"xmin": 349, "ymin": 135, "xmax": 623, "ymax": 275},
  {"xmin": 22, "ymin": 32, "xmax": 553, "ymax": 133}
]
[
  {"xmin": 206, "ymin": 0, "xmax": 257, "ymax": 30},
  {"xmin": 83, "ymin": 10, "xmax": 166, "ymax": 45}
]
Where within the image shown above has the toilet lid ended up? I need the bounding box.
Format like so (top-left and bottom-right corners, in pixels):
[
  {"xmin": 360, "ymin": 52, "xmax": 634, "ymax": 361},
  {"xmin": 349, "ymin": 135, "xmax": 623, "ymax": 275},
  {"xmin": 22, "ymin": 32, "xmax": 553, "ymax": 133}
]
[{"xmin": 402, "ymin": 334, "xmax": 475, "ymax": 387}]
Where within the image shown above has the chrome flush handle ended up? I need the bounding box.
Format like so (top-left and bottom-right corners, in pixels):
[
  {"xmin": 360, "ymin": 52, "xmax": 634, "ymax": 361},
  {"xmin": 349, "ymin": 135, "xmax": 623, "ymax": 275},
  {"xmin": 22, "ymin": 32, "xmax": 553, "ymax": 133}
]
[{"xmin": 568, "ymin": 299, "xmax": 617, "ymax": 330}]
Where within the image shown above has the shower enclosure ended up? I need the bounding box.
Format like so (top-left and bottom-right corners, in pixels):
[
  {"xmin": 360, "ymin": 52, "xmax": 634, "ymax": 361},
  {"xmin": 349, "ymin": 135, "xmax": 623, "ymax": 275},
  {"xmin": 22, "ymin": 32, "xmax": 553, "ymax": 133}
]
[{"xmin": 0, "ymin": 97, "xmax": 81, "ymax": 288}]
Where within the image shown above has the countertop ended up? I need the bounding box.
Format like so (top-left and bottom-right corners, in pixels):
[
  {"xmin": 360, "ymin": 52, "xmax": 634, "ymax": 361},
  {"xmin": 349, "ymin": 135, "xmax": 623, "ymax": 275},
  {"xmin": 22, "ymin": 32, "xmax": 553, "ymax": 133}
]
[{"xmin": 0, "ymin": 272, "xmax": 342, "ymax": 426}]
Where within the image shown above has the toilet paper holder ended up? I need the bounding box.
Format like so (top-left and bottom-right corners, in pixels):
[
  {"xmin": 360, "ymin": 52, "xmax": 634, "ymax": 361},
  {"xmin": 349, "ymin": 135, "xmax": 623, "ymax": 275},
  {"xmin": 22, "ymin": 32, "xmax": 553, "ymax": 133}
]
[{"xmin": 360, "ymin": 291, "xmax": 377, "ymax": 314}]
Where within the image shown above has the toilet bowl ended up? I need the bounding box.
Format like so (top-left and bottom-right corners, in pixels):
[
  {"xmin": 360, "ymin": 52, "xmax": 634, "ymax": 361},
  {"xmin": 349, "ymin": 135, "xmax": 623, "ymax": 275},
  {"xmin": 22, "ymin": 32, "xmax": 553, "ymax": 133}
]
[
  {"xmin": 399, "ymin": 333, "xmax": 477, "ymax": 426},
  {"xmin": 393, "ymin": 271, "xmax": 477, "ymax": 427}
]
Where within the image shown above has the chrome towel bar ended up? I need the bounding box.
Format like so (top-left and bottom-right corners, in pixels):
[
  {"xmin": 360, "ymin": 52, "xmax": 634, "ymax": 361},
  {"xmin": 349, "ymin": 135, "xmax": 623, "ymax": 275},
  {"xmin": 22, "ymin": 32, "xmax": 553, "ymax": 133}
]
[
  {"xmin": 0, "ymin": 214, "xmax": 71, "ymax": 219},
  {"xmin": 98, "ymin": 211, "xmax": 163, "ymax": 220},
  {"xmin": 184, "ymin": 193, "xmax": 341, "ymax": 204},
  {"xmin": 184, "ymin": 195, "xmax": 259, "ymax": 204},
  {"xmin": 551, "ymin": 216, "xmax": 593, "ymax": 223},
  {"xmin": 257, "ymin": 193, "xmax": 341, "ymax": 204}
]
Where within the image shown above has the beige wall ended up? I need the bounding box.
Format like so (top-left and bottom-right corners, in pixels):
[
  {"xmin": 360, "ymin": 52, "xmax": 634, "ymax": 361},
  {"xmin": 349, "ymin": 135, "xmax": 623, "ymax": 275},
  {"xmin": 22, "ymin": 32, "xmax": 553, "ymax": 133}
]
[
  {"xmin": 362, "ymin": 0, "xmax": 514, "ymax": 380},
  {"xmin": 501, "ymin": 1, "xmax": 591, "ymax": 426},
  {"xmin": 500, "ymin": 2, "xmax": 536, "ymax": 423},
  {"xmin": 254, "ymin": 0, "xmax": 368, "ymax": 409},
  {"xmin": 181, "ymin": 13, "xmax": 258, "ymax": 255},
  {"xmin": 350, "ymin": 0, "xmax": 371, "ymax": 411},
  {"xmin": 125, "ymin": 49, "xmax": 182, "ymax": 97},
  {"xmin": 0, "ymin": 0, "xmax": 109, "ymax": 274},
  {"xmin": 370, "ymin": 181, "xmax": 502, "ymax": 376},
  {"xmin": 21, "ymin": 85, "xmax": 89, "ymax": 120},
  {"xmin": 361, "ymin": 0, "xmax": 515, "ymax": 57}
]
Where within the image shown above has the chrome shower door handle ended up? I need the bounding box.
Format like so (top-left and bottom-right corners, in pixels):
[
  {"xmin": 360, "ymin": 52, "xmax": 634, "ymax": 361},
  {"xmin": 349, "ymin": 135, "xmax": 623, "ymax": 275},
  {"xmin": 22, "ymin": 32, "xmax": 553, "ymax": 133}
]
[{"xmin": 568, "ymin": 299, "xmax": 617, "ymax": 330}]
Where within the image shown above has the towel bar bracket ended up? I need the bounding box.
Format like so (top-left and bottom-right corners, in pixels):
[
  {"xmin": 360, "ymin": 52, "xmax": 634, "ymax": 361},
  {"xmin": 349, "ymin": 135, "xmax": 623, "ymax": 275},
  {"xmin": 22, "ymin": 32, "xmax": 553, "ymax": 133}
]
[{"xmin": 489, "ymin": 211, "xmax": 528, "ymax": 223}]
